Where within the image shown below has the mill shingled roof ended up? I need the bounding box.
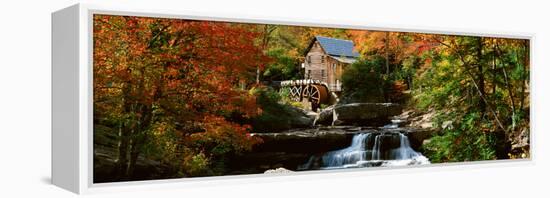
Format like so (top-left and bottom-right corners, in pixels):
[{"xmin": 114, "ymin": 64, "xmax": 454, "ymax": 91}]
[{"xmin": 313, "ymin": 36, "xmax": 360, "ymax": 58}]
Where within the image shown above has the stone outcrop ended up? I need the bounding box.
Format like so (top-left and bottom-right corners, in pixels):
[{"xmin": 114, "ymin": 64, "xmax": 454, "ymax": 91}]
[
  {"xmin": 251, "ymin": 126, "xmax": 367, "ymax": 153},
  {"xmin": 251, "ymin": 104, "xmax": 314, "ymax": 133},
  {"xmin": 230, "ymin": 126, "xmax": 434, "ymax": 173},
  {"xmin": 231, "ymin": 106, "xmax": 440, "ymax": 174},
  {"xmin": 391, "ymin": 109, "xmax": 437, "ymax": 149},
  {"xmin": 314, "ymin": 103, "xmax": 402, "ymax": 126}
]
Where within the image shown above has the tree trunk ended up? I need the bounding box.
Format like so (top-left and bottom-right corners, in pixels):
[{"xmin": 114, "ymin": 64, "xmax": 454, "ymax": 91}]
[
  {"xmin": 256, "ymin": 66, "xmax": 260, "ymax": 84},
  {"xmin": 117, "ymin": 83, "xmax": 132, "ymax": 179},
  {"xmin": 385, "ymin": 32, "xmax": 390, "ymax": 75},
  {"xmin": 519, "ymin": 40, "xmax": 529, "ymax": 110},
  {"xmin": 127, "ymin": 136, "xmax": 143, "ymax": 177},
  {"xmin": 127, "ymin": 104, "xmax": 153, "ymax": 177},
  {"xmin": 117, "ymin": 122, "xmax": 130, "ymax": 179},
  {"xmin": 492, "ymin": 42, "xmax": 497, "ymax": 94},
  {"xmin": 126, "ymin": 72, "xmax": 161, "ymax": 177},
  {"xmin": 477, "ymin": 38, "xmax": 486, "ymax": 116},
  {"xmin": 256, "ymin": 25, "xmax": 276, "ymax": 84},
  {"xmin": 502, "ymin": 62, "xmax": 516, "ymax": 129}
]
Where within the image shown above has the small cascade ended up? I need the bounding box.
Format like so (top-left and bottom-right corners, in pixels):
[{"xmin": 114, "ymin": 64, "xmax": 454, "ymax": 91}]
[
  {"xmin": 299, "ymin": 132, "xmax": 430, "ymax": 170},
  {"xmin": 331, "ymin": 109, "xmax": 338, "ymax": 126}
]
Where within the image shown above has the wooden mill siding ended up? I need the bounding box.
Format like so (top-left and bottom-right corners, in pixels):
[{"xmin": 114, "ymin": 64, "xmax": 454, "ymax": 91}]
[
  {"xmin": 304, "ymin": 41, "xmax": 327, "ymax": 82},
  {"xmin": 326, "ymin": 57, "xmax": 344, "ymax": 91}
]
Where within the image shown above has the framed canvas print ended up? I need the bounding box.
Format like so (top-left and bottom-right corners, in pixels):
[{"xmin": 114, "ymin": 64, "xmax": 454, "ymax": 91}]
[{"xmin": 52, "ymin": 3, "xmax": 533, "ymax": 194}]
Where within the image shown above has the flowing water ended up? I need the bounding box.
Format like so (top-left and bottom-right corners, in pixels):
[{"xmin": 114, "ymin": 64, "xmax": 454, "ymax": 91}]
[{"xmin": 299, "ymin": 132, "xmax": 430, "ymax": 170}]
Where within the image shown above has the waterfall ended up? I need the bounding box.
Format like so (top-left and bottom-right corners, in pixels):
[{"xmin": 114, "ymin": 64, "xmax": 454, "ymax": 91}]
[
  {"xmin": 323, "ymin": 133, "xmax": 370, "ymax": 167},
  {"xmin": 299, "ymin": 132, "xmax": 430, "ymax": 170},
  {"xmin": 331, "ymin": 109, "xmax": 338, "ymax": 126}
]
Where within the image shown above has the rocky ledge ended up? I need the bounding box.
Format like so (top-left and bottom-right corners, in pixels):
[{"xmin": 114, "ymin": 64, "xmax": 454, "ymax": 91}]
[
  {"xmin": 250, "ymin": 126, "xmax": 432, "ymax": 153},
  {"xmin": 315, "ymin": 103, "xmax": 402, "ymax": 126},
  {"xmin": 231, "ymin": 126, "xmax": 432, "ymax": 173}
]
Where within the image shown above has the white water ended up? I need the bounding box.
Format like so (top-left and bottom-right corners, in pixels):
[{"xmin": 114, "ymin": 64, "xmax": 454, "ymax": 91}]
[{"xmin": 300, "ymin": 132, "xmax": 430, "ymax": 170}]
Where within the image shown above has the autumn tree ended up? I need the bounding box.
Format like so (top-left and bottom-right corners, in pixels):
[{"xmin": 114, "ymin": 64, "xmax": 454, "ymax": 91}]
[{"xmin": 93, "ymin": 15, "xmax": 268, "ymax": 179}]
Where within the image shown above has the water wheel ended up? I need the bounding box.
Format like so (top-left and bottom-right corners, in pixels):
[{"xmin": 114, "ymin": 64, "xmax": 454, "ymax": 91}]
[
  {"xmin": 288, "ymin": 86, "xmax": 302, "ymax": 102},
  {"xmin": 302, "ymin": 84, "xmax": 328, "ymax": 111}
]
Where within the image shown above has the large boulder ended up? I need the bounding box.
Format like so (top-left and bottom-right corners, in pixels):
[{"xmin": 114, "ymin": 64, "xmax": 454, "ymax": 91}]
[
  {"xmin": 315, "ymin": 103, "xmax": 402, "ymax": 126},
  {"xmin": 251, "ymin": 104, "xmax": 314, "ymax": 133},
  {"xmin": 404, "ymin": 129, "xmax": 435, "ymax": 150}
]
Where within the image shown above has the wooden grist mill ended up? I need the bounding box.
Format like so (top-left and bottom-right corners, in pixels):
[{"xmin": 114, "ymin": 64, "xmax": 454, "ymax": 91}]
[{"xmin": 280, "ymin": 36, "xmax": 359, "ymax": 111}]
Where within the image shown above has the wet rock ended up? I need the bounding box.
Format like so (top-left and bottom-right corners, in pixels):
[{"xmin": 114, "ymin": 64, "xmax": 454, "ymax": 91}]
[
  {"xmin": 405, "ymin": 129, "xmax": 434, "ymax": 150},
  {"xmin": 299, "ymin": 132, "xmax": 430, "ymax": 170},
  {"xmin": 250, "ymin": 126, "xmax": 431, "ymax": 156},
  {"xmin": 335, "ymin": 103, "xmax": 402, "ymax": 122},
  {"xmin": 234, "ymin": 125, "xmax": 434, "ymax": 173}
]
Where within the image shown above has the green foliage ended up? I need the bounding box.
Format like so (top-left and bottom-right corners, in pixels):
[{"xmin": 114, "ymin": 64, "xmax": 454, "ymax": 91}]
[
  {"xmin": 263, "ymin": 48, "xmax": 301, "ymax": 80},
  {"xmin": 423, "ymin": 112, "xmax": 497, "ymax": 163},
  {"xmin": 142, "ymin": 120, "xmax": 179, "ymax": 163},
  {"xmin": 249, "ymin": 87, "xmax": 310, "ymax": 132},
  {"xmin": 340, "ymin": 57, "xmax": 389, "ymax": 103},
  {"xmin": 413, "ymin": 54, "xmax": 464, "ymax": 110},
  {"xmin": 181, "ymin": 150, "xmax": 210, "ymax": 176},
  {"xmin": 415, "ymin": 36, "xmax": 530, "ymax": 162},
  {"xmin": 276, "ymin": 85, "xmax": 306, "ymax": 109}
]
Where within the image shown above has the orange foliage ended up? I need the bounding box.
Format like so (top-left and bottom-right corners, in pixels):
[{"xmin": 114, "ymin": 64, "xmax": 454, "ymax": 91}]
[{"xmin": 93, "ymin": 15, "xmax": 269, "ymax": 170}]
